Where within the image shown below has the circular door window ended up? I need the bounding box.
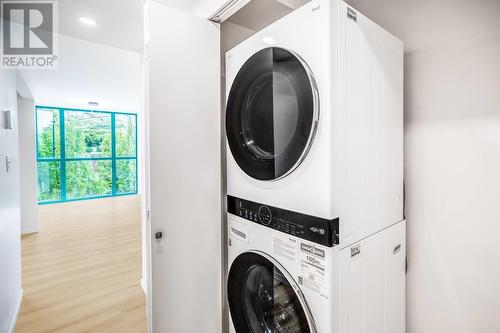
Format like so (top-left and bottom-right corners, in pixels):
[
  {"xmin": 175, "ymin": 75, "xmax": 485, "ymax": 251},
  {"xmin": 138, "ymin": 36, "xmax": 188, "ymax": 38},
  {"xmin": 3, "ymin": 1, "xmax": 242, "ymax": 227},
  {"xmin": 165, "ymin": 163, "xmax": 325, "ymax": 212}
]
[
  {"xmin": 226, "ymin": 47, "xmax": 319, "ymax": 181},
  {"xmin": 228, "ymin": 252, "xmax": 315, "ymax": 333}
]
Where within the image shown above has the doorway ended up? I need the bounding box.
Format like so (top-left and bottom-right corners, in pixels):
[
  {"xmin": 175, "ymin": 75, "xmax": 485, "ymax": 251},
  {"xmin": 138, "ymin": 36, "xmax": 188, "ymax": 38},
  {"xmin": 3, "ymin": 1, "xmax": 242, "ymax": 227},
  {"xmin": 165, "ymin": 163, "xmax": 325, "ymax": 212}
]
[{"xmin": 12, "ymin": 1, "xmax": 148, "ymax": 332}]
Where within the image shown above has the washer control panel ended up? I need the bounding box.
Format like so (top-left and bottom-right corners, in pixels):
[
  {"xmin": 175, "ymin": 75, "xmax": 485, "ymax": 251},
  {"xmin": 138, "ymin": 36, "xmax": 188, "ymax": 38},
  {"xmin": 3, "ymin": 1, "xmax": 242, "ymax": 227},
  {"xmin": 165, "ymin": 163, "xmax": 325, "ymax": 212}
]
[{"xmin": 228, "ymin": 195, "xmax": 339, "ymax": 247}]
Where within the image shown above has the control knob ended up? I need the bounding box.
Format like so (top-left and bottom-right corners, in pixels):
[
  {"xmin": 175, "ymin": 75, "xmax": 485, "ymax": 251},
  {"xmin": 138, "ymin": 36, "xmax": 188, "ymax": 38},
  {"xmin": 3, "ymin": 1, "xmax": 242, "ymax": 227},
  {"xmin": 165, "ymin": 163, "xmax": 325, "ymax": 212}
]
[{"xmin": 258, "ymin": 206, "xmax": 272, "ymax": 225}]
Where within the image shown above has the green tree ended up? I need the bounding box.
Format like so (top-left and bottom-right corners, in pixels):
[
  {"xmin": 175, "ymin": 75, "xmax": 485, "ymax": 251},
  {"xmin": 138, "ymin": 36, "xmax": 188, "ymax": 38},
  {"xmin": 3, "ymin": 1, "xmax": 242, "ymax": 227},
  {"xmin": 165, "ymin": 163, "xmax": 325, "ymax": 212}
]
[{"xmin": 37, "ymin": 109, "xmax": 136, "ymax": 202}]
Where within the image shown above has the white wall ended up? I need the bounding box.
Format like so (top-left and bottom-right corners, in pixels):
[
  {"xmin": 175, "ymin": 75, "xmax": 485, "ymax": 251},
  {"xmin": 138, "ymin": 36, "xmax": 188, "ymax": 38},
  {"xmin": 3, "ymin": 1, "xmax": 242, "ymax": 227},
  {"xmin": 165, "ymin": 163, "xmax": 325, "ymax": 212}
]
[
  {"xmin": 20, "ymin": 34, "xmax": 142, "ymax": 113},
  {"xmin": 17, "ymin": 94, "xmax": 38, "ymax": 235},
  {"xmin": 221, "ymin": 21, "xmax": 255, "ymax": 56},
  {"xmin": 0, "ymin": 70, "xmax": 22, "ymax": 333},
  {"xmin": 140, "ymin": 55, "xmax": 148, "ymax": 295},
  {"xmin": 404, "ymin": 5, "xmax": 500, "ymax": 331}
]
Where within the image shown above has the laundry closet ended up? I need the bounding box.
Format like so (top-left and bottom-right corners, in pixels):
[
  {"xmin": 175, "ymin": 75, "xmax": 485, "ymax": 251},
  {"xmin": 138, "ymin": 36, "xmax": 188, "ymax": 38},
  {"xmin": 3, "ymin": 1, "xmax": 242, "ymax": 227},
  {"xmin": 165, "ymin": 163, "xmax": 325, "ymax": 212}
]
[{"xmin": 146, "ymin": 0, "xmax": 404, "ymax": 332}]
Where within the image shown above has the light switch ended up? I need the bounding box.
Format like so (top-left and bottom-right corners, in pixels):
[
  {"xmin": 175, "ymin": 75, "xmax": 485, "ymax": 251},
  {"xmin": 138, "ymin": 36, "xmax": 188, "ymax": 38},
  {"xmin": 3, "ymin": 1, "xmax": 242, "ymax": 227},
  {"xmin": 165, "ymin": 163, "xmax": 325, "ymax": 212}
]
[
  {"xmin": 5, "ymin": 155, "xmax": 13, "ymax": 173},
  {"xmin": 2, "ymin": 110, "xmax": 12, "ymax": 129}
]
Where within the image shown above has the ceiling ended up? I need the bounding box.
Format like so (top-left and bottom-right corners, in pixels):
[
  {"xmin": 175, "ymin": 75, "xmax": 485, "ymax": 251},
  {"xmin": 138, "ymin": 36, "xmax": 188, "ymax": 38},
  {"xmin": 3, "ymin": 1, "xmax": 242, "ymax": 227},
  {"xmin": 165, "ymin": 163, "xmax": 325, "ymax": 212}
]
[
  {"xmin": 22, "ymin": 0, "xmax": 145, "ymax": 111},
  {"xmin": 59, "ymin": 0, "xmax": 144, "ymax": 53},
  {"xmin": 151, "ymin": 0, "xmax": 201, "ymax": 13}
]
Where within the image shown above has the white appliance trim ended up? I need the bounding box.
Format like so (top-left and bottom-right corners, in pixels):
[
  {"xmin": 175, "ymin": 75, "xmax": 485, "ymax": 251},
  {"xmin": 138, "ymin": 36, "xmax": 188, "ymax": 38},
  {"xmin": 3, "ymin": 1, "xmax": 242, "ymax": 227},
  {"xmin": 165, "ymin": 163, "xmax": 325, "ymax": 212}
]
[{"xmin": 208, "ymin": 0, "xmax": 252, "ymax": 23}]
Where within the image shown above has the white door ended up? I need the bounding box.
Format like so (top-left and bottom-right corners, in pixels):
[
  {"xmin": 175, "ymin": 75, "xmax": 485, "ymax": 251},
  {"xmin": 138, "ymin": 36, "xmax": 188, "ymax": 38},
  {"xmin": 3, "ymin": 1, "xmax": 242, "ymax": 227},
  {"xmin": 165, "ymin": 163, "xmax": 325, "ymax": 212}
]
[{"xmin": 145, "ymin": 2, "xmax": 222, "ymax": 332}]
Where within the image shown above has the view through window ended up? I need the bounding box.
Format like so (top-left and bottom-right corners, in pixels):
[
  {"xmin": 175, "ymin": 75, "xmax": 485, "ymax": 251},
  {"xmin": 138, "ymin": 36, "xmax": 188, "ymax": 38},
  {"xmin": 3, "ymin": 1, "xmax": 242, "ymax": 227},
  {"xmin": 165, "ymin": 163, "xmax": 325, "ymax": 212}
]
[{"xmin": 36, "ymin": 107, "xmax": 138, "ymax": 203}]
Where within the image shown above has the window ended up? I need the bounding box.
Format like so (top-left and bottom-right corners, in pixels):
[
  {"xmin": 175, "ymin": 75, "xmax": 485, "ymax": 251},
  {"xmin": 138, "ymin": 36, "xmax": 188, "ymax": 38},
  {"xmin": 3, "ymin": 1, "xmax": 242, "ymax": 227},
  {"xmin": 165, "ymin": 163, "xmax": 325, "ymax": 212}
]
[{"xmin": 36, "ymin": 107, "xmax": 138, "ymax": 203}]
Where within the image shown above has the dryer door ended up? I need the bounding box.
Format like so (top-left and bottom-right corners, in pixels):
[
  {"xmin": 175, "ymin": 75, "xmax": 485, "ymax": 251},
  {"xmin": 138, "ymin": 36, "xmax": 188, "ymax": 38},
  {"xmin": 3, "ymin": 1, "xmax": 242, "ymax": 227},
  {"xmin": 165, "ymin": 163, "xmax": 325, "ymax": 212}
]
[
  {"xmin": 226, "ymin": 47, "xmax": 319, "ymax": 181},
  {"xmin": 228, "ymin": 251, "xmax": 316, "ymax": 333}
]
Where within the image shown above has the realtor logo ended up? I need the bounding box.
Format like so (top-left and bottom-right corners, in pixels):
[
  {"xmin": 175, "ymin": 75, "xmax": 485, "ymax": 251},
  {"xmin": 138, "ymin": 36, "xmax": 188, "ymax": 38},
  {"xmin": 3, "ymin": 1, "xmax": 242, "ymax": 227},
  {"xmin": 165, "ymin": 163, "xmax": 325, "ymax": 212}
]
[{"xmin": 1, "ymin": 1, "xmax": 58, "ymax": 68}]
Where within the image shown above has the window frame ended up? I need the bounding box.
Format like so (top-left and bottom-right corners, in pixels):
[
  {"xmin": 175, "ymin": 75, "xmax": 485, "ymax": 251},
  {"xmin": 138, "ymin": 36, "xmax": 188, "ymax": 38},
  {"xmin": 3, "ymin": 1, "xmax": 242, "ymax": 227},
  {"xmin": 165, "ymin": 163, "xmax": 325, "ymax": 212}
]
[{"xmin": 36, "ymin": 106, "xmax": 138, "ymax": 204}]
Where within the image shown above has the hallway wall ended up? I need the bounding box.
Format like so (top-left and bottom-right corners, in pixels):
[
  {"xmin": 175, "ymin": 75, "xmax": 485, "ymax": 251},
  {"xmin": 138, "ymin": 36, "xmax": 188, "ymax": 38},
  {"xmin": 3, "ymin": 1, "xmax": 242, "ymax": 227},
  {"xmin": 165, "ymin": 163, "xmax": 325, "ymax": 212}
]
[
  {"xmin": 17, "ymin": 95, "xmax": 38, "ymax": 235},
  {"xmin": 0, "ymin": 69, "xmax": 22, "ymax": 333},
  {"xmin": 404, "ymin": 4, "xmax": 500, "ymax": 330}
]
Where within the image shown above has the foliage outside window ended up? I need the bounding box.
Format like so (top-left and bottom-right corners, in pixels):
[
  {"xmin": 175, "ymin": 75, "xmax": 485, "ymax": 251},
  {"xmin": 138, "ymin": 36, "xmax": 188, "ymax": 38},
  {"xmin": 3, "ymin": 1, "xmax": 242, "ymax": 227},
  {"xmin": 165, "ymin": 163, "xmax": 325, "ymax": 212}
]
[{"xmin": 36, "ymin": 107, "xmax": 138, "ymax": 203}]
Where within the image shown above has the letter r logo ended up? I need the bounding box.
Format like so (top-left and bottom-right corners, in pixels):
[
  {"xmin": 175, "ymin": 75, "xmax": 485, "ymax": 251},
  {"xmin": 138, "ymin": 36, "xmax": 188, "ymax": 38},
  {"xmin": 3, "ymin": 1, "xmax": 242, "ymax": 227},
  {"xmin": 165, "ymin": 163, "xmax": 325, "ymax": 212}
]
[{"xmin": 2, "ymin": 2, "xmax": 53, "ymax": 55}]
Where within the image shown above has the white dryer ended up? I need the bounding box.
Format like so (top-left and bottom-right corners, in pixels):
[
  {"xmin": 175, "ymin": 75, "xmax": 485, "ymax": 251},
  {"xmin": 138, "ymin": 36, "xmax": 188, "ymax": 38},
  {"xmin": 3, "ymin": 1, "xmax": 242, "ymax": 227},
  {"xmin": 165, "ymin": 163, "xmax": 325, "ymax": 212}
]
[
  {"xmin": 227, "ymin": 203, "xmax": 406, "ymax": 333},
  {"xmin": 225, "ymin": 0, "xmax": 404, "ymax": 246}
]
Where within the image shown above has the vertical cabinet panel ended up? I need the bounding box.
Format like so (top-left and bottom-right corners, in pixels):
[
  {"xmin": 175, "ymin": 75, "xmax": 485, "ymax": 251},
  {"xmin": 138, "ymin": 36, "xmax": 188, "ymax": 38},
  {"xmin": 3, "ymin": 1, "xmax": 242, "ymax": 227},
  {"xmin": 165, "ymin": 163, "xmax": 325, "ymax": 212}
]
[
  {"xmin": 340, "ymin": 3, "xmax": 404, "ymax": 246},
  {"xmin": 339, "ymin": 222, "xmax": 406, "ymax": 333}
]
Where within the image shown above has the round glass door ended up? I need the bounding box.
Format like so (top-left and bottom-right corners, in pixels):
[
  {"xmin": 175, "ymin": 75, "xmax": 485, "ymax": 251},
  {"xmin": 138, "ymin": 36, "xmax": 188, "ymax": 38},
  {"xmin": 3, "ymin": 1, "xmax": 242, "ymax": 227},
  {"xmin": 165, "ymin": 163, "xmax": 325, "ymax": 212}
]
[
  {"xmin": 228, "ymin": 252, "xmax": 315, "ymax": 333},
  {"xmin": 226, "ymin": 47, "xmax": 319, "ymax": 181}
]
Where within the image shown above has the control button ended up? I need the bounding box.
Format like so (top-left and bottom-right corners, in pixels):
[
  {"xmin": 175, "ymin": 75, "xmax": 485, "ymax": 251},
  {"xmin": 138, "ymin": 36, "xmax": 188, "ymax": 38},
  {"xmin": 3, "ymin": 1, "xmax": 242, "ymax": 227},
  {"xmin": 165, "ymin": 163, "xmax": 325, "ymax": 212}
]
[{"xmin": 258, "ymin": 206, "xmax": 272, "ymax": 225}]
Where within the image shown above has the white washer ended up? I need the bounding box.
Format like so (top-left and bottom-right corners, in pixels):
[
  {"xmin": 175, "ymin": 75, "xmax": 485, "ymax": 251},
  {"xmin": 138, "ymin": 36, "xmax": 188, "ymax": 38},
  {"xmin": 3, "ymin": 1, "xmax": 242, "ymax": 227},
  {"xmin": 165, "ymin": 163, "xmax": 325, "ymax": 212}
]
[
  {"xmin": 225, "ymin": 0, "xmax": 404, "ymax": 246},
  {"xmin": 227, "ymin": 211, "xmax": 406, "ymax": 333}
]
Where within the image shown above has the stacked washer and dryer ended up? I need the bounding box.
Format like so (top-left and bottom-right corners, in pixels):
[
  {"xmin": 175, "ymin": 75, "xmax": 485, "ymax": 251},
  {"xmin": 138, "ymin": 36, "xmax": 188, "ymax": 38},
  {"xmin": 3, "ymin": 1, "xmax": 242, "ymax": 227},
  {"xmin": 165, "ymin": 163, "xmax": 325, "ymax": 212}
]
[{"xmin": 225, "ymin": 0, "xmax": 405, "ymax": 332}]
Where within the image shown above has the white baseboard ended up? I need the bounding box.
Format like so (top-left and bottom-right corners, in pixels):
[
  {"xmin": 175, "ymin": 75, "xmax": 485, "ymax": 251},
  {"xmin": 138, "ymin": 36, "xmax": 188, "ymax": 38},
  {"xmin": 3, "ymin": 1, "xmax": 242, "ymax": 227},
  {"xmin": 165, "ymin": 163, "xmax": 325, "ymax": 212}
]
[
  {"xmin": 140, "ymin": 278, "xmax": 147, "ymax": 295},
  {"xmin": 8, "ymin": 289, "xmax": 23, "ymax": 333},
  {"xmin": 21, "ymin": 228, "xmax": 38, "ymax": 235}
]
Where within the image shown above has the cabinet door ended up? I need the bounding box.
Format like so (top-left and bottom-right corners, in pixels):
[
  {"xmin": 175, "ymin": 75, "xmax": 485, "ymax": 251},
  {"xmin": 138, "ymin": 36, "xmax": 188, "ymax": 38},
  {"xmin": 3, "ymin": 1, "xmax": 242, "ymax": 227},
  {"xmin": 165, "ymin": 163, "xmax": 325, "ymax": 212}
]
[
  {"xmin": 145, "ymin": 2, "xmax": 221, "ymax": 333},
  {"xmin": 339, "ymin": 221, "xmax": 406, "ymax": 333}
]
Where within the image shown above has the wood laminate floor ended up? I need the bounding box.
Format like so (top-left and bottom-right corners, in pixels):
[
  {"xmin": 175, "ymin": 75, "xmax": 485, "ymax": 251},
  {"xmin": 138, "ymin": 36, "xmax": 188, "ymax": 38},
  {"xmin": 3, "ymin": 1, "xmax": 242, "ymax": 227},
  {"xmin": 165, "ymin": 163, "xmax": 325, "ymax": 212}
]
[{"xmin": 15, "ymin": 195, "xmax": 147, "ymax": 333}]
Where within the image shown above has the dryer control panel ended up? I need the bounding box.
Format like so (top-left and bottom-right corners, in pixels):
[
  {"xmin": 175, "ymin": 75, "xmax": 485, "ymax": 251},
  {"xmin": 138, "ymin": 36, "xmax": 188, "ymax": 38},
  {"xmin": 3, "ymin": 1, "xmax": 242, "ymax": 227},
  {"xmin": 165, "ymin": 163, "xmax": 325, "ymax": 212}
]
[{"xmin": 227, "ymin": 195, "xmax": 339, "ymax": 247}]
